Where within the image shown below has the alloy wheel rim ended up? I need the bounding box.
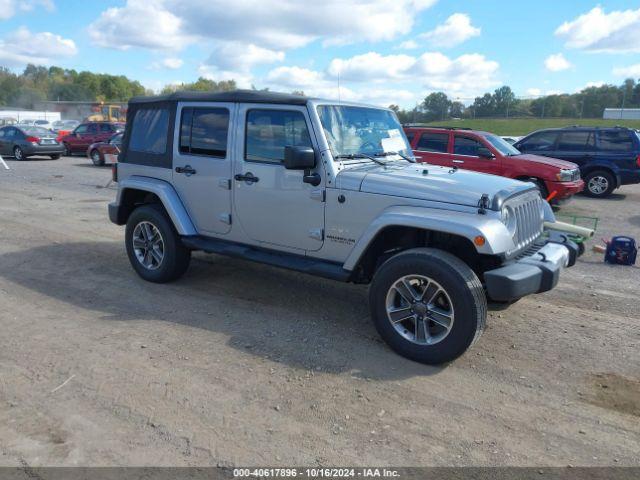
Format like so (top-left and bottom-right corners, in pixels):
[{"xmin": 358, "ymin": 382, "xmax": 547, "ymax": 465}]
[
  {"xmin": 132, "ymin": 221, "xmax": 165, "ymax": 270},
  {"xmin": 588, "ymin": 176, "xmax": 608, "ymax": 195},
  {"xmin": 385, "ymin": 274, "xmax": 455, "ymax": 346},
  {"xmin": 92, "ymin": 151, "xmax": 101, "ymax": 162},
  {"xmin": 14, "ymin": 148, "xmax": 22, "ymax": 160}
]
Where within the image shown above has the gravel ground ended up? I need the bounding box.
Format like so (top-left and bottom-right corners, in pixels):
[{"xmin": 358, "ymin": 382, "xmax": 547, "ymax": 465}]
[{"xmin": 0, "ymin": 155, "xmax": 638, "ymax": 467}]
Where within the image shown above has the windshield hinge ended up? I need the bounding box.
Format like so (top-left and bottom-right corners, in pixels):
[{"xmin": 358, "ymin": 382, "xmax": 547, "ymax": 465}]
[
  {"xmin": 478, "ymin": 194, "xmax": 490, "ymax": 215},
  {"xmin": 310, "ymin": 189, "xmax": 326, "ymax": 202}
]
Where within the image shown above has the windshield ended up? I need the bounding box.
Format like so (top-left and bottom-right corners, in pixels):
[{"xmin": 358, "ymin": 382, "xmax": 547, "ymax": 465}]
[
  {"xmin": 317, "ymin": 105, "xmax": 411, "ymax": 158},
  {"xmin": 484, "ymin": 134, "xmax": 521, "ymax": 156}
]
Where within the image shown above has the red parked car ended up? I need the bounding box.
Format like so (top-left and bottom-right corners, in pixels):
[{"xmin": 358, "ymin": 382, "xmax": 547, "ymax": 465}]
[
  {"xmin": 60, "ymin": 121, "xmax": 125, "ymax": 156},
  {"xmin": 404, "ymin": 126, "xmax": 584, "ymax": 202},
  {"xmin": 87, "ymin": 132, "xmax": 123, "ymax": 166}
]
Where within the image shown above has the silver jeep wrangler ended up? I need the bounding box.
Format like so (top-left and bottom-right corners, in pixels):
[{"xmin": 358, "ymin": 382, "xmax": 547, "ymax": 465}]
[{"xmin": 109, "ymin": 90, "xmax": 580, "ymax": 364}]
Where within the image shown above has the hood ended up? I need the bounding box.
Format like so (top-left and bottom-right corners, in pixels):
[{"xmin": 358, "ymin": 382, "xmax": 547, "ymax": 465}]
[
  {"xmin": 513, "ymin": 154, "xmax": 578, "ymax": 170},
  {"xmin": 336, "ymin": 162, "xmax": 533, "ymax": 209}
]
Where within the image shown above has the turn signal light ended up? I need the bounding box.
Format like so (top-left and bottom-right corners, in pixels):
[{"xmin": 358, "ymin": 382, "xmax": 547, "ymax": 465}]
[
  {"xmin": 474, "ymin": 235, "xmax": 486, "ymax": 247},
  {"xmin": 636, "ymin": 155, "xmax": 640, "ymax": 168}
]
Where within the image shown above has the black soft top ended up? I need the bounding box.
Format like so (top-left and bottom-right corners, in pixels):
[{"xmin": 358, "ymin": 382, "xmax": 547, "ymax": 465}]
[{"xmin": 129, "ymin": 89, "xmax": 310, "ymax": 106}]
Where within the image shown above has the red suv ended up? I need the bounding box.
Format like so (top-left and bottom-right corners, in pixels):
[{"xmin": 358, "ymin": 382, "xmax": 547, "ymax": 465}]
[
  {"xmin": 60, "ymin": 121, "xmax": 125, "ymax": 156},
  {"xmin": 404, "ymin": 126, "xmax": 584, "ymax": 202}
]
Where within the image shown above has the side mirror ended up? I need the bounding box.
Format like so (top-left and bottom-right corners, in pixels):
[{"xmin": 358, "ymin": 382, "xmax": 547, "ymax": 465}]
[
  {"xmin": 284, "ymin": 145, "xmax": 316, "ymax": 170},
  {"xmin": 477, "ymin": 146, "xmax": 495, "ymax": 158}
]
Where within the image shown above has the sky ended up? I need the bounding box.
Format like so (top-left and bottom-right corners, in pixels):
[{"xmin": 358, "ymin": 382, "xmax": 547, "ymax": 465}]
[{"xmin": 1, "ymin": 0, "xmax": 640, "ymax": 108}]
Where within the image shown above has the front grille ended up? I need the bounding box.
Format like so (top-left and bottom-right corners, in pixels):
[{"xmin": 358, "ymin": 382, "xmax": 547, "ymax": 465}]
[{"xmin": 506, "ymin": 190, "xmax": 544, "ymax": 255}]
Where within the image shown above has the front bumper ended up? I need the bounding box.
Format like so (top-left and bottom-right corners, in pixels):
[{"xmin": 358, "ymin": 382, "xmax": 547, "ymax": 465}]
[
  {"xmin": 484, "ymin": 233, "xmax": 580, "ymax": 302},
  {"xmin": 544, "ymin": 179, "xmax": 585, "ymax": 200}
]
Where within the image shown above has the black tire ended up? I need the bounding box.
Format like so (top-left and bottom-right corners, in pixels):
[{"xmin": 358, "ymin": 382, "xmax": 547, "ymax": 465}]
[
  {"xmin": 50, "ymin": 154, "xmax": 61, "ymax": 160},
  {"xmin": 584, "ymin": 170, "xmax": 615, "ymax": 198},
  {"xmin": 13, "ymin": 146, "xmax": 24, "ymax": 161},
  {"xmin": 90, "ymin": 149, "xmax": 104, "ymax": 166},
  {"xmin": 63, "ymin": 143, "xmax": 71, "ymax": 156},
  {"xmin": 533, "ymin": 179, "xmax": 549, "ymax": 200},
  {"xmin": 125, "ymin": 204, "xmax": 191, "ymax": 283},
  {"xmin": 369, "ymin": 248, "xmax": 486, "ymax": 365}
]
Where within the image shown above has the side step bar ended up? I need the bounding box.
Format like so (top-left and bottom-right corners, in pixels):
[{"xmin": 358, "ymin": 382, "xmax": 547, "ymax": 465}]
[{"xmin": 181, "ymin": 235, "xmax": 352, "ymax": 282}]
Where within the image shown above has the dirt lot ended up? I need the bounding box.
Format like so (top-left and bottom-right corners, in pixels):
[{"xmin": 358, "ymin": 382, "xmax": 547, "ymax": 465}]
[{"xmin": 0, "ymin": 155, "xmax": 638, "ymax": 467}]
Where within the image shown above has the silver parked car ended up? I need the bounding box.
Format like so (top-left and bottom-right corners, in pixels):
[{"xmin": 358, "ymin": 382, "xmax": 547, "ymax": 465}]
[{"xmin": 108, "ymin": 90, "xmax": 581, "ymax": 364}]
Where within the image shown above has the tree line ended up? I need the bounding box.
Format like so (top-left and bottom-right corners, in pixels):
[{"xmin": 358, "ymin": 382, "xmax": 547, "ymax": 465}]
[
  {"xmin": 2, "ymin": 64, "xmax": 640, "ymax": 122},
  {"xmin": 390, "ymin": 80, "xmax": 640, "ymax": 123}
]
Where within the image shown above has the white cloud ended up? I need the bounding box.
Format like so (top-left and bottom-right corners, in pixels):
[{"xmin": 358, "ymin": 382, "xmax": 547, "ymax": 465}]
[
  {"xmin": 556, "ymin": 6, "xmax": 640, "ymax": 53},
  {"xmin": 419, "ymin": 13, "xmax": 480, "ymax": 48},
  {"xmin": 526, "ymin": 88, "xmax": 542, "ymax": 96},
  {"xmin": 544, "ymin": 53, "xmax": 571, "ymax": 72},
  {"xmin": 89, "ymin": 0, "xmax": 436, "ymax": 52},
  {"xmin": 328, "ymin": 52, "xmax": 417, "ymax": 81},
  {"xmin": 150, "ymin": 57, "xmax": 184, "ymax": 70},
  {"xmin": 0, "ymin": 27, "xmax": 77, "ymax": 67},
  {"xmin": 266, "ymin": 66, "xmax": 325, "ymax": 88},
  {"xmin": 613, "ymin": 64, "xmax": 640, "ymax": 78},
  {"xmin": 397, "ymin": 40, "xmax": 419, "ymax": 50},
  {"xmin": 0, "ymin": 0, "xmax": 53, "ymax": 20},
  {"xmin": 205, "ymin": 43, "xmax": 284, "ymax": 72}
]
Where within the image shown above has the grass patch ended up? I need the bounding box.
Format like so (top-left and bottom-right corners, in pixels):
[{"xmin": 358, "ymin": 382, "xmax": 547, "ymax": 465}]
[{"xmin": 420, "ymin": 118, "xmax": 640, "ymax": 136}]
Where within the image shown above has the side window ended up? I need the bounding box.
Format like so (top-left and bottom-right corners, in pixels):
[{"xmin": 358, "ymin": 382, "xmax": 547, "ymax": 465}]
[
  {"xmin": 99, "ymin": 123, "xmax": 112, "ymax": 133},
  {"xmin": 598, "ymin": 130, "xmax": 633, "ymax": 152},
  {"xmin": 245, "ymin": 109, "xmax": 312, "ymax": 164},
  {"xmin": 519, "ymin": 131, "xmax": 558, "ymax": 151},
  {"xmin": 557, "ymin": 131, "xmax": 593, "ymax": 151},
  {"xmin": 87, "ymin": 124, "xmax": 99, "ymax": 134},
  {"xmin": 417, "ymin": 132, "xmax": 449, "ymax": 153},
  {"xmin": 0, "ymin": 129, "xmax": 5, "ymax": 138},
  {"xmin": 454, "ymin": 136, "xmax": 481, "ymax": 156},
  {"xmin": 6, "ymin": 128, "xmax": 17, "ymax": 138},
  {"xmin": 405, "ymin": 132, "xmax": 415, "ymax": 145},
  {"xmin": 129, "ymin": 108, "xmax": 170, "ymax": 154},
  {"xmin": 74, "ymin": 124, "xmax": 88, "ymax": 134},
  {"xmin": 179, "ymin": 107, "xmax": 229, "ymax": 157}
]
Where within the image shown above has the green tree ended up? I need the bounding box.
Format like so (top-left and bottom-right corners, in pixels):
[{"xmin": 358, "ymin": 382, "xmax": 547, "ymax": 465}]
[{"xmin": 422, "ymin": 92, "xmax": 451, "ymax": 121}]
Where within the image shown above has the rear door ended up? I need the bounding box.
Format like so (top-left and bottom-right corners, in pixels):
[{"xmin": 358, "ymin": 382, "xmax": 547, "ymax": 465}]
[
  {"xmin": 97, "ymin": 123, "xmax": 115, "ymax": 142},
  {"xmin": 413, "ymin": 131, "xmax": 451, "ymax": 166},
  {"xmin": 596, "ymin": 130, "xmax": 637, "ymax": 178},
  {"xmin": 452, "ymin": 135, "xmax": 499, "ymax": 175},
  {"xmin": 172, "ymin": 103, "xmax": 234, "ymax": 235},
  {"xmin": 554, "ymin": 130, "xmax": 595, "ymax": 167}
]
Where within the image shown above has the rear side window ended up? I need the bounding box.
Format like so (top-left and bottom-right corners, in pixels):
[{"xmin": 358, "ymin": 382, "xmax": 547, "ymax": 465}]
[
  {"xmin": 557, "ymin": 131, "xmax": 594, "ymax": 151},
  {"xmin": 180, "ymin": 107, "xmax": 229, "ymax": 157},
  {"xmin": 454, "ymin": 136, "xmax": 481, "ymax": 156},
  {"xmin": 417, "ymin": 133, "xmax": 449, "ymax": 153},
  {"xmin": 519, "ymin": 131, "xmax": 558, "ymax": 151},
  {"xmin": 87, "ymin": 124, "xmax": 99, "ymax": 134},
  {"xmin": 245, "ymin": 109, "xmax": 312, "ymax": 163},
  {"xmin": 598, "ymin": 130, "xmax": 633, "ymax": 152},
  {"xmin": 99, "ymin": 124, "xmax": 112, "ymax": 133},
  {"xmin": 129, "ymin": 108, "xmax": 170, "ymax": 154}
]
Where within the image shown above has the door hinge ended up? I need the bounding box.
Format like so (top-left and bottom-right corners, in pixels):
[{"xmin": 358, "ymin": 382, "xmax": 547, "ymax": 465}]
[
  {"xmin": 219, "ymin": 213, "xmax": 232, "ymax": 225},
  {"xmin": 310, "ymin": 189, "xmax": 326, "ymax": 202},
  {"xmin": 309, "ymin": 228, "xmax": 324, "ymax": 241},
  {"xmin": 218, "ymin": 178, "xmax": 231, "ymax": 190}
]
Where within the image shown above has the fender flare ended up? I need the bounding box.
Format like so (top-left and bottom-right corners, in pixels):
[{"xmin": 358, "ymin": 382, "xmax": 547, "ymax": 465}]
[
  {"xmin": 342, "ymin": 205, "xmax": 515, "ymax": 271},
  {"xmin": 114, "ymin": 176, "xmax": 197, "ymax": 235}
]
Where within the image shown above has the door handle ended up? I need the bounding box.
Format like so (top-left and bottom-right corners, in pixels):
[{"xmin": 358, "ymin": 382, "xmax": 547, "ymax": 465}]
[
  {"xmin": 453, "ymin": 160, "xmax": 465, "ymax": 164},
  {"xmin": 234, "ymin": 172, "xmax": 259, "ymax": 184},
  {"xmin": 175, "ymin": 165, "xmax": 197, "ymax": 176}
]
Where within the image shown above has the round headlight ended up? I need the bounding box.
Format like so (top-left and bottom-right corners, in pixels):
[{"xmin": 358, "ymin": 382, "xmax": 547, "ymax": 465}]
[{"xmin": 501, "ymin": 206, "xmax": 517, "ymax": 236}]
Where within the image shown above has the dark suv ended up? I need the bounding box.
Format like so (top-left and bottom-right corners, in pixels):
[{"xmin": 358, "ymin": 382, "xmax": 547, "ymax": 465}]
[{"xmin": 514, "ymin": 126, "xmax": 640, "ymax": 198}]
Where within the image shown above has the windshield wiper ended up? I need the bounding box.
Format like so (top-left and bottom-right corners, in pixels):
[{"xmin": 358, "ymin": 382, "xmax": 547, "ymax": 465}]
[
  {"xmin": 373, "ymin": 151, "xmax": 416, "ymax": 163},
  {"xmin": 334, "ymin": 153, "xmax": 389, "ymax": 166}
]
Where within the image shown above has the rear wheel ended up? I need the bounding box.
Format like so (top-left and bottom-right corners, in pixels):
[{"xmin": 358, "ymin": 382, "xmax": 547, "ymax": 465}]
[
  {"xmin": 90, "ymin": 149, "xmax": 104, "ymax": 166},
  {"xmin": 369, "ymin": 248, "xmax": 486, "ymax": 365},
  {"xmin": 584, "ymin": 170, "xmax": 615, "ymax": 198},
  {"xmin": 50, "ymin": 154, "xmax": 61, "ymax": 160},
  {"xmin": 125, "ymin": 204, "xmax": 191, "ymax": 283},
  {"xmin": 13, "ymin": 146, "xmax": 24, "ymax": 161}
]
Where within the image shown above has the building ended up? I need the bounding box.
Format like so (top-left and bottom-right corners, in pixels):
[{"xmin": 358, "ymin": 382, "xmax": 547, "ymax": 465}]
[{"xmin": 603, "ymin": 108, "xmax": 640, "ymax": 120}]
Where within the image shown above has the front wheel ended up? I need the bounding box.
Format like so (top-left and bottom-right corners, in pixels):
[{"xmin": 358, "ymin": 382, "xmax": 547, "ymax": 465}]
[
  {"xmin": 584, "ymin": 170, "xmax": 615, "ymax": 198},
  {"xmin": 369, "ymin": 248, "xmax": 486, "ymax": 365},
  {"xmin": 125, "ymin": 204, "xmax": 191, "ymax": 283}
]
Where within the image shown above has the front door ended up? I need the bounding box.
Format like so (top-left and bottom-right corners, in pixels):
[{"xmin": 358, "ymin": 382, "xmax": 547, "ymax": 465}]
[
  {"xmin": 233, "ymin": 105, "xmax": 325, "ymax": 252},
  {"xmin": 452, "ymin": 135, "xmax": 500, "ymax": 175},
  {"xmin": 172, "ymin": 103, "xmax": 234, "ymax": 235}
]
